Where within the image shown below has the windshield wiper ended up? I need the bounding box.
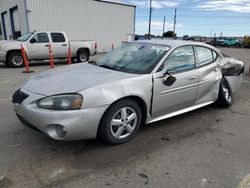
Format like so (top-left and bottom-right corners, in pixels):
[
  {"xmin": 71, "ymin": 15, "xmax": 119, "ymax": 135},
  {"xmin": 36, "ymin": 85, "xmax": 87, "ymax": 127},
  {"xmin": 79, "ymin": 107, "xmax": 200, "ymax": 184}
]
[{"xmin": 99, "ymin": 64, "xmax": 117, "ymax": 71}]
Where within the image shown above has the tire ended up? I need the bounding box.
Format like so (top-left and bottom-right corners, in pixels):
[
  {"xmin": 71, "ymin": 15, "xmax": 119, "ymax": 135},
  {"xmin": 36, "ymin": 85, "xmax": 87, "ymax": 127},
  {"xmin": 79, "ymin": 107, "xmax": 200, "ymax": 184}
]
[
  {"xmin": 216, "ymin": 77, "xmax": 233, "ymax": 107},
  {"xmin": 2, "ymin": 61, "xmax": 9, "ymax": 66},
  {"xmin": 71, "ymin": 57, "xmax": 76, "ymax": 63},
  {"xmin": 98, "ymin": 99, "xmax": 142, "ymax": 145},
  {"xmin": 76, "ymin": 50, "xmax": 89, "ymax": 62},
  {"xmin": 8, "ymin": 52, "xmax": 24, "ymax": 68}
]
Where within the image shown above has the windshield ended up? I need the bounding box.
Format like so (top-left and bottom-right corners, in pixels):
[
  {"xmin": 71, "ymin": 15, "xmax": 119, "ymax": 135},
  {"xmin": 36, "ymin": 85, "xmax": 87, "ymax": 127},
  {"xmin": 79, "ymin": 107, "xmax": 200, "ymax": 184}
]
[
  {"xmin": 17, "ymin": 32, "xmax": 34, "ymax": 42},
  {"xmin": 97, "ymin": 43, "xmax": 169, "ymax": 74}
]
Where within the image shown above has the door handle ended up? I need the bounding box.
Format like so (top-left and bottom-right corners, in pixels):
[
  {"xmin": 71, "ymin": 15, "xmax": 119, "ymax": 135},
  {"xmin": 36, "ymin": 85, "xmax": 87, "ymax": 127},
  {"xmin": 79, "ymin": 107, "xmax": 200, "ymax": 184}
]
[
  {"xmin": 45, "ymin": 44, "xmax": 49, "ymax": 47},
  {"xmin": 189, "ymin": 76, "xmax": 197, "ymax": 80},
  {"xmin": 62, "ymin": 44, "xmax": 68, "ymax": 46}
]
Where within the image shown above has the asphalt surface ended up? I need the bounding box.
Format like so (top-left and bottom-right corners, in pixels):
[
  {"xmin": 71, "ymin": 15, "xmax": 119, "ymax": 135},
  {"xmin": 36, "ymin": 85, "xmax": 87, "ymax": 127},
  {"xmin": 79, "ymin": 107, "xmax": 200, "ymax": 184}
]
[{"xmin": 0, "ymin": 48, "xmax": 250, "ymax": 188}]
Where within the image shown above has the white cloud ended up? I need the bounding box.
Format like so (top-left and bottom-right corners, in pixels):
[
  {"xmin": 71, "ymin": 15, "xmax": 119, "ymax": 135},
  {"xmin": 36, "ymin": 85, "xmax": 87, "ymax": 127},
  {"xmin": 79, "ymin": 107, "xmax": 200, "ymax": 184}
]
[
  {"xmin": 195, "ymin": 0, "xmax": 250, "ymax": 13},
  {"xmin": 130, "ymin": 0, "xmax": 180, "ymax": 9}
]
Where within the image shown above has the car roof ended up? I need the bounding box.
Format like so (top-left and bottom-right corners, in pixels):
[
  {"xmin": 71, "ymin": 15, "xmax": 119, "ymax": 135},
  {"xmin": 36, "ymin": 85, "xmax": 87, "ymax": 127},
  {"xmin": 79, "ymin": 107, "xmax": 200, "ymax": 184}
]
[{"xmin": 133, "ymin": 39, "xmax": 215, "ymax": 49}]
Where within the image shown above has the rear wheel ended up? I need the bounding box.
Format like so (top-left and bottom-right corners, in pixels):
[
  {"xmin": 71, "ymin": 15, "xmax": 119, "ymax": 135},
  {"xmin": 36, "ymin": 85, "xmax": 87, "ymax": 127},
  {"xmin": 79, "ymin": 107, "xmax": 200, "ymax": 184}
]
[
  {"xmin": 8, "ymin": 52, "xmax": 24, "ymax": 68},
  {"xmin": 98, "ymin": 99, "xmax": 142, "ymax": 145},
  {"xmin": 216, "ymin": 77, "xmax": 233, "ymax": 107},
  {"xmin": 77, "ymin": 50, "xmax": 89, "ymax": 62}
]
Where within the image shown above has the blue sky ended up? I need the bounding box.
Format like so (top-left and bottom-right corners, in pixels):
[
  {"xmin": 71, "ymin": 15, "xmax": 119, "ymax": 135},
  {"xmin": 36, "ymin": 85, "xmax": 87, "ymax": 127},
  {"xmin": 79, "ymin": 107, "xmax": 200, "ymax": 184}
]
[{"xmin": 123, "ymin": 0, "xmax": 250, "ymax": 37}]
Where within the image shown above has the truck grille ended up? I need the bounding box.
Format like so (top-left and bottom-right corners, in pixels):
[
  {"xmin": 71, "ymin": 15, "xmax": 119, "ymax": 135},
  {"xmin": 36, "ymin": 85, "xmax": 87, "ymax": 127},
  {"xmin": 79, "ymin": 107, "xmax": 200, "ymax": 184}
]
[{"xmin": 12, "ymin": 89, "xmax": 29, "ymax": 104}]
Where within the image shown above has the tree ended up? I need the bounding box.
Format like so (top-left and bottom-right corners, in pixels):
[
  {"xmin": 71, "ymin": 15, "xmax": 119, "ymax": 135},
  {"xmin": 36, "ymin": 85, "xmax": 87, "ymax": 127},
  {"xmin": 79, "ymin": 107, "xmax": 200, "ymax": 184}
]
[{"xmin": 163, "ymin": 31, "xmax": 176, "ymax": 37}]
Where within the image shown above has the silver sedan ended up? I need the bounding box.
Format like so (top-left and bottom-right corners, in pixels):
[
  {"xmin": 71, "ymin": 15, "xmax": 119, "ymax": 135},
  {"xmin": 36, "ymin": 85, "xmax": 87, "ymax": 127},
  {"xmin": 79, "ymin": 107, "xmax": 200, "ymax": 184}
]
[{"xmin": 12, "ymin": 40, "xmax": 244, "ymax": 144}]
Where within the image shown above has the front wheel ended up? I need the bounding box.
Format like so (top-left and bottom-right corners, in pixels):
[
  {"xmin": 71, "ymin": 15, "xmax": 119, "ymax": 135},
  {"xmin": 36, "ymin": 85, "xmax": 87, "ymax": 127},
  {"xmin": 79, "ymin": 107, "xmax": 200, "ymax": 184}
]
[
  {"xmin": 8, "ymin": 52, "xmax": 24, "ymax": 68},
  {"xmin": 77, "ymin": 50, "xmax": 89, "ymax": 62},
  {"xmin": 98, "ymin": 99, "xmax": 142, "ymax": 145},
  {"xmin": 216, "ymin": 77, "xmax": 233, "ymax": 107}
]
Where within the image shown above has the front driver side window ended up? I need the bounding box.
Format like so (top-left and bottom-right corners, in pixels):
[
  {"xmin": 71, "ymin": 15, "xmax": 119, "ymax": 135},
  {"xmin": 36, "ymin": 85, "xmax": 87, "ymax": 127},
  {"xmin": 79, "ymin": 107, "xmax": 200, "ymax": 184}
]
[
  {"xmin": 164, "ymin": 45, "xmax": 195, "ymax": 73},
  {"xmin": 31, "ymin": 33, "xmax": 49, "ymax": 43}
]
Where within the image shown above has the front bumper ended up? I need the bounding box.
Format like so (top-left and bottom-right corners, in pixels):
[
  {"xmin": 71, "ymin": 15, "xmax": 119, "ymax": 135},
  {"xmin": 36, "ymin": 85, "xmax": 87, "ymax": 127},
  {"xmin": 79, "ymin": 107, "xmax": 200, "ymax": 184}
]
[
  {"xmin": 13, "ymin": 89, "xmax": 109, "ymax": 141},
  {"xmin": 0, "ymin": 51, "xmax": 6, "ymax": 62}
]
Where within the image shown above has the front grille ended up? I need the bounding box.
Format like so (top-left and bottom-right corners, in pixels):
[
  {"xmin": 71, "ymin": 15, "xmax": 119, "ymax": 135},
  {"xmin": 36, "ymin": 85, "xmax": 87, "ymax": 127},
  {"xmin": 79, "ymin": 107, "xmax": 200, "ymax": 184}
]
[{"xmin": 12, "ymin": 89, "xmax": 29, "ymax": 104}]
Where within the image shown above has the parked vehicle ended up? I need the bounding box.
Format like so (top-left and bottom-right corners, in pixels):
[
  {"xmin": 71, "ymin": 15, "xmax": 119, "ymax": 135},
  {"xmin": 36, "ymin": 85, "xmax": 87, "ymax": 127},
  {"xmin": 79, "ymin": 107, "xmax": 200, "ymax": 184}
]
[
  {"xmin": 12, "ymin": 40, "xmax": 244, "ymax": 144},
  {"xmin": 0, "ymin": 31, "xmax": 97, "ymax": 67},
  {"xmin": 183, "ymin": 35, "xmax": 213, "ymax": 45},
  {"xmin": 216, "ymin": 38, "xmax": 241, "ymax": 47}
]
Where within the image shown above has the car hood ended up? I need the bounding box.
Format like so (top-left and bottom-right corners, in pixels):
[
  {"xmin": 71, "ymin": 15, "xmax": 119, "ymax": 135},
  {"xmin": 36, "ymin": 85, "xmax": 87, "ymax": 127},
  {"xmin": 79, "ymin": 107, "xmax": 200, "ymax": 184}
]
[{"xmin": 23, "ymin": 63, "xmax": 138, "ymax": 96}]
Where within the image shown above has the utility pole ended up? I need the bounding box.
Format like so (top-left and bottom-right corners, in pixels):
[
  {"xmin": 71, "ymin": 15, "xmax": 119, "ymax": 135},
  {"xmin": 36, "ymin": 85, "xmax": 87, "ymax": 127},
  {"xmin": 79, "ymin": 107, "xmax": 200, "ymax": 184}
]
[
  {"xmin": 148, "ymin": 0, "xmax": 152, "ymax": 39},
  {"xmin": 162, "ymin": 16, "xmax": 166, "ymax": 38},
  {"xmin": 173, "ymin": 8, "xmax": 177, "ymax": 34}
]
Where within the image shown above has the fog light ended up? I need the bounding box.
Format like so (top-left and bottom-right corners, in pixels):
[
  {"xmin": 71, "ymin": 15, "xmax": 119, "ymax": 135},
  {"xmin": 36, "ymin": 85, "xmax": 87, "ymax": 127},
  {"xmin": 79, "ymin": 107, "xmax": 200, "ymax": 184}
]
[{"xmin": 46, "ymin": 124, "xmax": 67, "ymax": 139}]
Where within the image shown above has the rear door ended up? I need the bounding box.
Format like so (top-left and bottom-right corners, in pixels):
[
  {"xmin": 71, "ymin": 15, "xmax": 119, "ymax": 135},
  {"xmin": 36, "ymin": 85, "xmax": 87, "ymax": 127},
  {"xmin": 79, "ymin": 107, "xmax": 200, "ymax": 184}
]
[
  {"xmin": 27, "ymin": 32, "xmax": 50, "ymax": 60},
  {"xmin": 50, "ymin": 32, "xmax": 68, "ymax": 58},
  {"xmin": 194, "ymin": 46, "xmax": 222, "ymax": 104},
  {"xmin": 152, "ymin": 45, "xmax": 199, "ymax": 118}
]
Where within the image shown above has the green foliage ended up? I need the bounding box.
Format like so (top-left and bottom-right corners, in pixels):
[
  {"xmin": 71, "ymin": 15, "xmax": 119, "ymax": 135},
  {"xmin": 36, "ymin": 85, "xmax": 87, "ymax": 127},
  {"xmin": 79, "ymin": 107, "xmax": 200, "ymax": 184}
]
[
  {"xmin": 243, "ymin": 36, "xmax": 250, "ymax": 48},
  {"xmin": 163, "ymin": 31, "xmax": 176, "ymax": 37}
]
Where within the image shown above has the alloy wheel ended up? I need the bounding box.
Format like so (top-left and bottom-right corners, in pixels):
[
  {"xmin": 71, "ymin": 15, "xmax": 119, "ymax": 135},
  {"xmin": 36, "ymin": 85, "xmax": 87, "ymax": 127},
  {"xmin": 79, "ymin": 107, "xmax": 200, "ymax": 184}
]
[
  {"xmin": 80, "ymin": 54, "xmax": 88, "ymax": 62},
  {"xmin": 110, "ymin": 107, "xmax": 137, "ymax": 139},
  {"xmin": 223, "ymin": 85, "xmax": 232, "ymax": 103},
  {"xmin": 12, "ymin": 55, "xmax": 23, "ymax": 66}
]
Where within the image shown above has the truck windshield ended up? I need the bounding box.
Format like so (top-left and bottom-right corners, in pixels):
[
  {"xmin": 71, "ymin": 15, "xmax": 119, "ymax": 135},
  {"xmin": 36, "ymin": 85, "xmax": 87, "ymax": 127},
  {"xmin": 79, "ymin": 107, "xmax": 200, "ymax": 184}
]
[
  {"xmin": 97, "ymin": 43, "xmax": 169, "ymax": 74},
  {"xmin": 17, "ymin": 32, "xmax": 34, "ymax": 42}
]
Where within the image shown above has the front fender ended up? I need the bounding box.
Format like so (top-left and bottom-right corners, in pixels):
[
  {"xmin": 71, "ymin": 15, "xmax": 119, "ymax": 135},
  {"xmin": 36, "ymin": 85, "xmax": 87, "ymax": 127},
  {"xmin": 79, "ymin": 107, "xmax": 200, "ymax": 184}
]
[{"xmin": 80, "ymin": 74, "xmax": 153, "ymax": 113}]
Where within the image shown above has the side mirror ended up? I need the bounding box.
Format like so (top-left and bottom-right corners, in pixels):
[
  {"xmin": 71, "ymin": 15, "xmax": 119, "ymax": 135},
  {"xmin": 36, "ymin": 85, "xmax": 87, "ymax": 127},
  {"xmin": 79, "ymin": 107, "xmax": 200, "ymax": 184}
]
[
  {"xmin": 30, "ymin": 38, "xmax": 37, "ymax": 44},
  {"xmin": 163, "ymin": 71, "xmax": 176, "ymax": 86}
]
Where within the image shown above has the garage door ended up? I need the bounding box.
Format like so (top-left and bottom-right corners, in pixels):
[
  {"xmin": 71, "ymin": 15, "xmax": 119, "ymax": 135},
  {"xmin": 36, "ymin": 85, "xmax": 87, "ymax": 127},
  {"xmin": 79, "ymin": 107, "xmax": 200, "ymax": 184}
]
[
  {"xmin": 12, "ymin": 9, "xmax": 20, "ymax": 32},
  {"xmin": 4, "ymin": 13, "xmax": 12, "ymax": 40}
]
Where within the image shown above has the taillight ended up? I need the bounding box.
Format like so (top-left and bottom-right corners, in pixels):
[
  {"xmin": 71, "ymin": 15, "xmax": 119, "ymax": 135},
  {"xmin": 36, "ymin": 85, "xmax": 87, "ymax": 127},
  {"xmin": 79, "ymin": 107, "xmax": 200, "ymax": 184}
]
[{"xmin": 94, "ymin": 42, "xmax": 97, "ymax": 50}]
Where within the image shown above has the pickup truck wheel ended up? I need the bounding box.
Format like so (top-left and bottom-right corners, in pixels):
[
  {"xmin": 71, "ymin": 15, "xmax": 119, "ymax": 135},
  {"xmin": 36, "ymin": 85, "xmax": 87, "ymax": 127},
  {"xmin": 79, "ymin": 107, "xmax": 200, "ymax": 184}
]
[
  {"xmin": 77, "ymin": 50, "xmax": 89, "ymax": 62},
  {"xmin": 8, "ymin": 52, "xmax": 24, "ymax": 68},
  {"xmin": 71, "ymin": 57, "xmax": 76, "ymax": 63}
]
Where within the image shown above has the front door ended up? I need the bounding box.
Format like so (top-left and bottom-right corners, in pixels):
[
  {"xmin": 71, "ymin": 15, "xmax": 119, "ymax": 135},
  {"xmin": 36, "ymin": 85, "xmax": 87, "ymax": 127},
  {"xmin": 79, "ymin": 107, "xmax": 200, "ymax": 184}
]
[
  {"xmin": 152, "ymin": 45, "xmax": 199, "ymax": 119},
  {"xmin": 26, "ymin": 32, "xmax": 50, "ymax": 60}
]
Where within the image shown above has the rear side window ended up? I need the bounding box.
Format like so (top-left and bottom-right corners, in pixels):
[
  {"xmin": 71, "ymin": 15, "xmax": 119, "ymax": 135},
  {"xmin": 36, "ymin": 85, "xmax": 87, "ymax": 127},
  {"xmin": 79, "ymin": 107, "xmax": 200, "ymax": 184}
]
[
  {"xmin": 212, "ymin": 51, "xmax": 218, "ymax": 60},
  {"xmin": 195, "ymin": 46, "xmax": 214, "ymax": 67},
  {"xmin": 51, "ymin": 33, "xmax": 65, "ymax": 42},
  {"xmin": 164, "ymin": 45, "xmax": 195, "ymax": 73}
]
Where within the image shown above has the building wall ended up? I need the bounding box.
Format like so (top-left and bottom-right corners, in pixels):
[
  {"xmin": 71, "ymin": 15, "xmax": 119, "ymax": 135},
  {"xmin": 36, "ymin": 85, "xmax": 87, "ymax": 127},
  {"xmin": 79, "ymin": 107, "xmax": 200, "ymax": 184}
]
[
  {"xmin": 0, "ymin": 0, "xmax": 28, "ymax": 40},
  {"xmin": 26, "ymin": 0, "xmax": 135, "ymax": 52}
]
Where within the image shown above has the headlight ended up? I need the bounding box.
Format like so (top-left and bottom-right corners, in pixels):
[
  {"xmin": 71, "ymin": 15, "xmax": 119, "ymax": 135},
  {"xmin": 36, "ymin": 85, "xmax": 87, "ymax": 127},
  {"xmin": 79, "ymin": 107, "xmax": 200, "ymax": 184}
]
[{"xmin": 37, "ymin": 94, "xmax": 83, "ymax": 110}]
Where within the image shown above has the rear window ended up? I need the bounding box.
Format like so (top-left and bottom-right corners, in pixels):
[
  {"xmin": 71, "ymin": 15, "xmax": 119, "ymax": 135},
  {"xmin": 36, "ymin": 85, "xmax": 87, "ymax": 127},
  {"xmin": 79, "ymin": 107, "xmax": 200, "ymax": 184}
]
[{"xmin": 51, "ymin": 33, "xmax": 65, "ymax": 43}]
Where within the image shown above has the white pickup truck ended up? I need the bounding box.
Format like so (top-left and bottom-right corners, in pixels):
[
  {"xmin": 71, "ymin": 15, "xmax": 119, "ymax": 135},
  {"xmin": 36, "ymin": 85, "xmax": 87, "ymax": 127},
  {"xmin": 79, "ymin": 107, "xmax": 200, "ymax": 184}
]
[{"xmin": 0, "ymin": 31, "xmax": 97, "ymax": 67}]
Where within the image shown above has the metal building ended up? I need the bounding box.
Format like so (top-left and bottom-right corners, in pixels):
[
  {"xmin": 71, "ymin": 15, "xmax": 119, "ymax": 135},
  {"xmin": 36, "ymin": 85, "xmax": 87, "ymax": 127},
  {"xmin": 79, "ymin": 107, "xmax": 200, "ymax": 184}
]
[{"xmin": 0, "ymin": 0, "xmax": 135, "ymax": 52}]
